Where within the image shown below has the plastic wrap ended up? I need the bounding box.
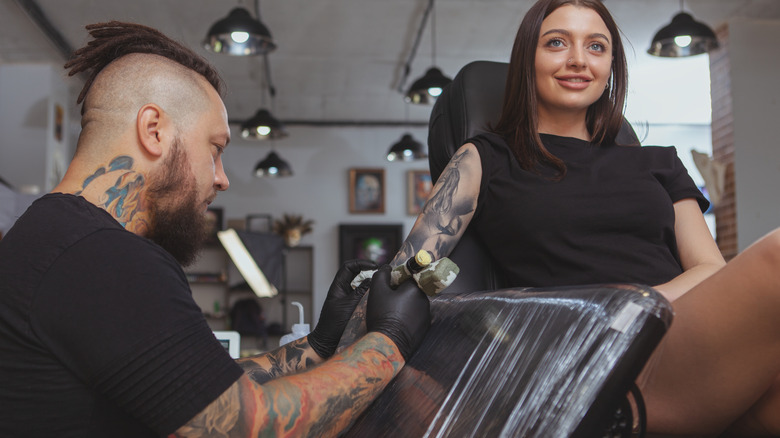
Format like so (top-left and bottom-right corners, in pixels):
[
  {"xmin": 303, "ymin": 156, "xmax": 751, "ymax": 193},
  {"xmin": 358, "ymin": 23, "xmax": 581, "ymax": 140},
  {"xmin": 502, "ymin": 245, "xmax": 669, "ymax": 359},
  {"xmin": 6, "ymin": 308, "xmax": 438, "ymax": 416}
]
[{"xmin": 345, "ymin": 284, "xmax": 672, "ymax": 437}]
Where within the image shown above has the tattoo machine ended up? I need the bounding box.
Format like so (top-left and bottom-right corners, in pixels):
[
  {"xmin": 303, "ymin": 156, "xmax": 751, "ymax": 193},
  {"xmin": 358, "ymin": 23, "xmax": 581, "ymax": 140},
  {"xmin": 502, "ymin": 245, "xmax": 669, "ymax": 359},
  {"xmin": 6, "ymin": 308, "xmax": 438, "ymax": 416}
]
[{"xmin": 351, "ymin": 250, "xmax": 460, "ymax": 297}]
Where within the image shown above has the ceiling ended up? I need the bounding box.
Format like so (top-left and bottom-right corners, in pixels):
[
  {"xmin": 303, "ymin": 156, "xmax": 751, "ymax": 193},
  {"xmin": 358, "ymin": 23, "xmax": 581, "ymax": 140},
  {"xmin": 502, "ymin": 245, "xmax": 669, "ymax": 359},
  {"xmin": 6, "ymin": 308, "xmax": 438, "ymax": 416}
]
[{"xmin": 2, "ymin": 0, "xmax": 780, "ymax": 126}]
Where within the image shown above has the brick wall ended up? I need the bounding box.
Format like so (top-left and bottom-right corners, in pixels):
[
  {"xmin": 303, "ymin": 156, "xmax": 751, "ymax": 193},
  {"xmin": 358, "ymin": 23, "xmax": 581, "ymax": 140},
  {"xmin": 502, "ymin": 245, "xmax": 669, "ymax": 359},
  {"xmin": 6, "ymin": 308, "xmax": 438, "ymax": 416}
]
[{"xmin": 708, "ymin": 24, "xmax": 738, "ymax": 260}]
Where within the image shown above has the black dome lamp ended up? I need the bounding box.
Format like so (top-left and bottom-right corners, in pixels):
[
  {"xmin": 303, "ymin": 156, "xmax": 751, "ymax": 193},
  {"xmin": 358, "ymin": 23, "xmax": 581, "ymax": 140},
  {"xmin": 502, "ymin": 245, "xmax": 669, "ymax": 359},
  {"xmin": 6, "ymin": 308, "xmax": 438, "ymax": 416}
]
[
  {"xmin": 246, "ymin": 53, "xmax": 292, "ymax": 177},
  {"xmin": 254, "ymin": 151, "xmax": 292, "ymax": 177},
  {"xmin": 240, "ymin": 109, "xmax": 288, "ymax": 140},
  {"xmin": 405, "ymin": 67, "xmax": 451, "ymax": 105},
  {"xmin": 648, "ymin": 1, "xmax": 718, "ymax": 57},
  {"xmin": 204, "ymin": 4, "xmax": 276, "ymax": 56},
  {"xmin": 387, "ymin": 133, "xmax": 427, "ymax": 162},
  {"xmin": 404, "ymin": 0, "xmax": 451, "ymax": 105}
]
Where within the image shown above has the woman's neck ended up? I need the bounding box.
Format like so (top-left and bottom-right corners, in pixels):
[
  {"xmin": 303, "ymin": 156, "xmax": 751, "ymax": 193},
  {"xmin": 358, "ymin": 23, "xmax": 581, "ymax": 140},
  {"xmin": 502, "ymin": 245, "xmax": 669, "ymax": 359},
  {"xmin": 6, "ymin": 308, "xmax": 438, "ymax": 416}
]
[{"xmin": 537, "ymin": 109, "xmax": 590, "ymax": 141}]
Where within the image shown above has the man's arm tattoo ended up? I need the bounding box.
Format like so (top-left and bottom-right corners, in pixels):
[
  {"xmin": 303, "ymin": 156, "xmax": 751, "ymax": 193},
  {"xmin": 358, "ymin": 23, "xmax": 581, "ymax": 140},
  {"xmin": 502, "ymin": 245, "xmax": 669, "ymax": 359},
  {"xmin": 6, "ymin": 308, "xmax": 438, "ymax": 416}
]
[
  {"xmin": 172, "ymin": 333, "xmax": 402, "ymax": 438},
  {"xmin": 238, "ymin": 338, "xmax": 320, "ymax": 385}
]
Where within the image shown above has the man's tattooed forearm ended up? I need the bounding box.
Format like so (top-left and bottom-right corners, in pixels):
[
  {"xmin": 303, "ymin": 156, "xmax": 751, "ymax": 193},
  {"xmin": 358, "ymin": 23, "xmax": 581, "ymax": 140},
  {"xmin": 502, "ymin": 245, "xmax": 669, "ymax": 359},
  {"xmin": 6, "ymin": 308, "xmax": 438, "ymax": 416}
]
[{"xmin": 238, "ymin": 340, "xmax": 317, "ymax": 385}]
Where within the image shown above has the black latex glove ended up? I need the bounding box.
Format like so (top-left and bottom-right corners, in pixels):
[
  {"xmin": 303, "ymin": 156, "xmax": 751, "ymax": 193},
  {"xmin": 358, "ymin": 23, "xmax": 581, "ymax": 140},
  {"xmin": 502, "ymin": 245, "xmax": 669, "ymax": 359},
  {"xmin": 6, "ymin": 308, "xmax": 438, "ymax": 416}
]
[
  {"xmin": 308, "ymin": 259, "xmax": 378, "ymax": 359},
  {"xmin": 367, "ymin": 265, "xmax": 431, "ymax": 361}
]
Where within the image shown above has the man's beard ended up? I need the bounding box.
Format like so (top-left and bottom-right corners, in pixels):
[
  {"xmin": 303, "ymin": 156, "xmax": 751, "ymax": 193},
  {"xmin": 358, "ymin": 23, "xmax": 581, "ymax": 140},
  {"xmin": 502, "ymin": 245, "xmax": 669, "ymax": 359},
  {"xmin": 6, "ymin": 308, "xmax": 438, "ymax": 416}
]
[{"xmin": 145, "ymin": 137, "xmax": 211, "ymax": 267}]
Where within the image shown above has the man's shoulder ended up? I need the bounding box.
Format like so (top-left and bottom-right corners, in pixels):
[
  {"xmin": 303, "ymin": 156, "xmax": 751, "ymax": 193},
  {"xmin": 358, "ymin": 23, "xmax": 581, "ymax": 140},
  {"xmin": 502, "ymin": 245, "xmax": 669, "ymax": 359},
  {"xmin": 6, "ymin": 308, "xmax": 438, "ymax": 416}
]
[
  {"xmin": 22, "ymin": 192, "xmax": 121, "ymax": 231},
  {"xmin": 2, "ymin": 193, "xmax": 170, "ymax": 274}
]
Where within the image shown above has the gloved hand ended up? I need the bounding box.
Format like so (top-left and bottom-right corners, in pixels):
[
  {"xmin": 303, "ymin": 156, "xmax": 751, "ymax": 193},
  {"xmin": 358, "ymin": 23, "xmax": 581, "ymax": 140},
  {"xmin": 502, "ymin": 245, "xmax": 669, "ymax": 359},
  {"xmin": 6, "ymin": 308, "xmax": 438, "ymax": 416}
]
[
  {"xmin": 308, "ymin": 259, "xmax": 378, "ymax": 358},
  {"xmin": 367, "ymin": 265, "xmax": 431, "ymax": 361}
]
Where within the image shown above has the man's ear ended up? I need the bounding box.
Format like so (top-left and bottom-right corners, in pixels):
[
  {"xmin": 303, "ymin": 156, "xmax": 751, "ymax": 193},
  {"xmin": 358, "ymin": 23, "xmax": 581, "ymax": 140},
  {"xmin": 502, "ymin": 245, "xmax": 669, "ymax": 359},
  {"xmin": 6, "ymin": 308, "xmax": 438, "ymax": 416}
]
[{"xmin": 136, "ymin": 103, "xmax": 168, "ymax": 158}]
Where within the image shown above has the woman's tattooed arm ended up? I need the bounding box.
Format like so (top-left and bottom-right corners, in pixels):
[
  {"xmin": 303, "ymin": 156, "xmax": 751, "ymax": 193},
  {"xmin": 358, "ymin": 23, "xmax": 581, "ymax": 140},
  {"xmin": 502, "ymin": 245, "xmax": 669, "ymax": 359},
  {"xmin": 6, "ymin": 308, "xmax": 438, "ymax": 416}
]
[
  {"xmin": 336, "ymin": 144, "xmax": 482, "ymax": 352},
  {"xmin": 394, "ymin": 143, "xmax": 482, "ymax": 264}
]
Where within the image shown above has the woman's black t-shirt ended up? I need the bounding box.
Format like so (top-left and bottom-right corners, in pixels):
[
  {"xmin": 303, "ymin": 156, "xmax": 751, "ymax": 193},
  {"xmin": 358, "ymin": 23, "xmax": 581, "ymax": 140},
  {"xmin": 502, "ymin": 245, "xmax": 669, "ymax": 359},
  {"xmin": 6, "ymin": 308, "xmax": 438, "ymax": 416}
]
[{"xmin": 468, "ymin": 132, "xmax": 708, "ymax": 288}]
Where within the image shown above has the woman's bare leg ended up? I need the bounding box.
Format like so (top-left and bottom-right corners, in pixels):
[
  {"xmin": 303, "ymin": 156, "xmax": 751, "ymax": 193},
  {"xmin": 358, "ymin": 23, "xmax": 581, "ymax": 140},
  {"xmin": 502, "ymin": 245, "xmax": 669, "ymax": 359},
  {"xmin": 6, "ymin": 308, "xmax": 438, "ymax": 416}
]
[
  {"xmin": 721, "ymin": 373, "xmax": 780, "ymax": 435},
  {"xmin": 639, "ymin": 228, "xmax": 780, "ymax": 435}
]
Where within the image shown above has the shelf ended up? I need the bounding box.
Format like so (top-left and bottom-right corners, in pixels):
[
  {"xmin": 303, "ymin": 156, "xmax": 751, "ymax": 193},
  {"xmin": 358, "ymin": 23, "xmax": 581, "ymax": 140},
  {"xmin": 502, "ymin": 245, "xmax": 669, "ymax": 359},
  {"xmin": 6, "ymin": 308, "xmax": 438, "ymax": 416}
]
[
  {"xmin": 186, "ymin": 273, "xmax": 227, "ymax": 284},
  {"xmin": 188, "ymin": 238, "xmax": 314, "ymax": 334}
]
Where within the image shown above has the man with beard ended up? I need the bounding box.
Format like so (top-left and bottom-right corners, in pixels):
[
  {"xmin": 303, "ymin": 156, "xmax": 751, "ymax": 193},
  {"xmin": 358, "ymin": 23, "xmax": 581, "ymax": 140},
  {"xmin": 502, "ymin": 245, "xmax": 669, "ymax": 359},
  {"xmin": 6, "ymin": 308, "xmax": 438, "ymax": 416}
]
[{"xmin": 0, "ymin": 22, "xmax": 431, "ymax": 438}]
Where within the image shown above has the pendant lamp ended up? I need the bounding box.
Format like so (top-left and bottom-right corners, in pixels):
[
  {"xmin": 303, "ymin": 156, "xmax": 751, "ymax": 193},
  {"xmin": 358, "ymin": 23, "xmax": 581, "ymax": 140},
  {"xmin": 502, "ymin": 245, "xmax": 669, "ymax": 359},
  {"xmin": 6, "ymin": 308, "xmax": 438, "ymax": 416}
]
[
  {"xmin": 648, "ymin": 1, "xmax": 718, "ymax": 57},
  {"xmin": 406, "ymin": 67, "xmax": 451, "ymax": 105},
  {"xmin": 387, "ymin": 133, "xmax": 427, "ymax": 162},
  {"xmin": 241, "ymin": 109, "xmax": 288, "ymax": 140},
  {"xmin": 204, "ymin": 3, "xmax": 276, "ymax": 56},
  {"xmin": 254, "ymin": 151, "xmax": 293, "ymax": 177},
  {"xmin": 404, "ymin": 0, "xmax": 451, "ymax": 105},
  {"xmin": 245, "ymin": 54, "xmax": 293, "ymax": 177}
]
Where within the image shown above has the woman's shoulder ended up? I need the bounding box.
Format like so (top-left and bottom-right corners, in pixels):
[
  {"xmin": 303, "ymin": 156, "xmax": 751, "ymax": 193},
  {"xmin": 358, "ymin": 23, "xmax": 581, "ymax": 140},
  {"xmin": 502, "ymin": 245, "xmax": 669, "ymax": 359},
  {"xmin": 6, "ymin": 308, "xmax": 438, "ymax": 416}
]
[
  {"xmin": 465, "ymin": 131, "xmax": 506, "ymax": 146},
  {"xmin": 632, "ymin": 144, "xmax": 682, "ymax": 164},
  {"xmin": 464, "ymin": 132, "xmax": 512, "ymax": 156}
]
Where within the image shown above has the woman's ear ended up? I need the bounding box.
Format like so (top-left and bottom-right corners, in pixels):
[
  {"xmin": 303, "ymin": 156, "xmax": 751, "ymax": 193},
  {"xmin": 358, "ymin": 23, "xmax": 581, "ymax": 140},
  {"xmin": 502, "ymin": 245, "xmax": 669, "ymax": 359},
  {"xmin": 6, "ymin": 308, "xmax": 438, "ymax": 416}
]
[{"xmin": 136, "ymin": 103, "xmax": 166, "ymax": 158}]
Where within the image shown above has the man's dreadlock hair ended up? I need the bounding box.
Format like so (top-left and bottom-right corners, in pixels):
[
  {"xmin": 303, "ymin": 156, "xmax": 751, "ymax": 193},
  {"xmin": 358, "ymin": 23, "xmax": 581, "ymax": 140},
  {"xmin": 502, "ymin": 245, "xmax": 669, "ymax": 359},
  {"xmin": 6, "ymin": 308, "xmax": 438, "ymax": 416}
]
[{"xmin": 64, "ymin": 21, "xmax": 224, "ymax": 106}]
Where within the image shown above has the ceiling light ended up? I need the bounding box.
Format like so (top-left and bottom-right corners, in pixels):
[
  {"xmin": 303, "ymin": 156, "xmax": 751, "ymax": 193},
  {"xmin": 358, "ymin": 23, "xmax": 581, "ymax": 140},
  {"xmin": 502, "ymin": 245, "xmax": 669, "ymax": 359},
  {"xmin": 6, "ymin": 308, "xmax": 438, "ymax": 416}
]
[
  {"xmin": 405, "ymin": 67, "xmax": 451, "ymax": 105},
  {"xmin": 648, "ymin": 9, "xmax": 718, "ymax": 57},
  {"xmin": 204, "ymin": 7, "xmax": 276, "ymax": 56},
  {"xmin": 387, "ymin": 133, "xmax": 427, "ymax": 162},
  {"xmin": 254, "ymin": 151, "xmax": 293, "ymax": 178},
  {"xmin": 241, "ymin": 109, "xmax": 288, "ymax": 140},
  {"xmin": 401, "ymin": 0, "xmax": 452, "ymax": 105}
]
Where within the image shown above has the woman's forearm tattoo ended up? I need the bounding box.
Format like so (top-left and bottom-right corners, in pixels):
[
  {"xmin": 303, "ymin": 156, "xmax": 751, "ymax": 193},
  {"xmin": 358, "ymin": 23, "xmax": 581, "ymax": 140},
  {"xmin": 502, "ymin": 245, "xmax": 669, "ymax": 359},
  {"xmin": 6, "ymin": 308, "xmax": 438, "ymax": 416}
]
[{"xmin": 398, "ymin": 148, "xmax": 475, "ymax": 261}]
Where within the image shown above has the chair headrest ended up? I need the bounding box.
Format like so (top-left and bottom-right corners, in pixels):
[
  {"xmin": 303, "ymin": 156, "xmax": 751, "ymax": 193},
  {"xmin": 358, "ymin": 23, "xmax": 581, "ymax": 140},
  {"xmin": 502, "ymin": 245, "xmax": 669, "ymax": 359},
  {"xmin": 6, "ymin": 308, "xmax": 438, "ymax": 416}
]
[{"xmin": 427, "ymin": 61, "xmax": 508, "ymax": 183}]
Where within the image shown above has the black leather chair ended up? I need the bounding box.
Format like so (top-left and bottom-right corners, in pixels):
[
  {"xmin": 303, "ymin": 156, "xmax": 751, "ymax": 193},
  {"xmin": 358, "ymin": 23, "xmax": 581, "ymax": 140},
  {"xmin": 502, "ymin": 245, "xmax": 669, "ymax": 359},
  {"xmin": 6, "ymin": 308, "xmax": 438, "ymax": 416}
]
[
  {"xmin": 345, "ymin": 62, "xmax": 669, "ymax": 437},
  {"xmin": 428, "ymin": 60, "xmax": 640, "ymax": 295}
]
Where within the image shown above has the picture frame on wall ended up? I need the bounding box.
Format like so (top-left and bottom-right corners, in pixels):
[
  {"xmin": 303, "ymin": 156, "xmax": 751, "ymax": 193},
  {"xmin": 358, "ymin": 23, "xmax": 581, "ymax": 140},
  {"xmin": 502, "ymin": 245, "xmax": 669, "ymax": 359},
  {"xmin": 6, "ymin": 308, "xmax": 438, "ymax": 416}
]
[
  {"xmin": 339, "ymin": 224, "xmax": 403, "ymax": 265},
  {"xmin": 349, "ymin": 168, "xmax": 385, "ymax": 214},
  {"xmin": 407, "ymin": 170, "xmax": 433, "ymax": 216},
  {"xmin": 246, "ymin": 214, "xmax": 273, "ymax": 233}
]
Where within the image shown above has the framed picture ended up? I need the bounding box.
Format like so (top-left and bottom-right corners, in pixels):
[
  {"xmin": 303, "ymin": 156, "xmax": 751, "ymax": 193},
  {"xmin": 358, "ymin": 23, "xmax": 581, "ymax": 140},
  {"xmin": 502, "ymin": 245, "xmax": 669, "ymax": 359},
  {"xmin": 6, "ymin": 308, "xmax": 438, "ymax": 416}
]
[
  {"xmin": 349, "ymin": 168, "xmax": 385, "ymax": 214},
  {"xmin": 339, "ymin": 224, "xmax": 403, "ymax": 265},
  {"xmin": 407, "ymin": 170, "xmax": 433, "ymax": 215},
  {"xmin": 205, "ymin": 207, "xmax": 224, "ymax": 244},
  {"xmin": 246, "ymin": 214, "xmax": 272, "ymax": 233}
]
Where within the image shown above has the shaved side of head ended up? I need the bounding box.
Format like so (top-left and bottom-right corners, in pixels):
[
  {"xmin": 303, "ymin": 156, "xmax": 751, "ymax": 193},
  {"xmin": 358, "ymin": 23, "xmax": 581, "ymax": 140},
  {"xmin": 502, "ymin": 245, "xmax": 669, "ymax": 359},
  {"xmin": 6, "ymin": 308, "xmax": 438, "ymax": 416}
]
[
  {"xmin": 63, "ymin": 21, "xmax": 225, "ymax": 159},
  {"xmin": 78, "ymin": 53, "xmax": 213, "ymax": 154}
]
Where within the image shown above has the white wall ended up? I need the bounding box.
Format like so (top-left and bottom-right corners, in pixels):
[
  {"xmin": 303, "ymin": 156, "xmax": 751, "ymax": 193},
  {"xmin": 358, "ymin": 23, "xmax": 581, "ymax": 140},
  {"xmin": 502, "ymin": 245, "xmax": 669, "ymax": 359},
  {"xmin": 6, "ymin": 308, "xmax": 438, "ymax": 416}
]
[
  {"xmin": 215, "ymin": 125, "xmax": 428, "ymax": 323},
  {"xmin": 728, "ymin": 18, "xmax": 780, "ymax": 251},
  {"xmin": 0, "ymin": 64, "xmax": 70, "ymax": 193},
  {"xmin": 7, "ymin": 12, "xmax": 778, "ymax": 324}
]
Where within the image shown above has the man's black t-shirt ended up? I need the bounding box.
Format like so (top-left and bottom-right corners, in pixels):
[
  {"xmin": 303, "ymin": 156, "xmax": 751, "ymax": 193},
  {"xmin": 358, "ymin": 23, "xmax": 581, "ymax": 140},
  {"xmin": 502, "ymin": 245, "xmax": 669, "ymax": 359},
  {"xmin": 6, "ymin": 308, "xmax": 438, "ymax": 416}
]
[
  {"xmin": 0, "ymin": 194, "xmax": 243, "ymax": 437},
  {"xmin": 469, "ymin": 133, "xmax": 709, "ymax": 288}
]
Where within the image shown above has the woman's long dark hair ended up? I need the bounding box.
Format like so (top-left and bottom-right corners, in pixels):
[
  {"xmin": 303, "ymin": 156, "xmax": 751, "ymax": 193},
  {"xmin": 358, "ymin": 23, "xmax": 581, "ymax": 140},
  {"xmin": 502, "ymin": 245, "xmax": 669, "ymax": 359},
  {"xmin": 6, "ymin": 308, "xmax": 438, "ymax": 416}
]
[{"xmin": 491, "ymin": 0, "xmax": 629, "ymax": 178}]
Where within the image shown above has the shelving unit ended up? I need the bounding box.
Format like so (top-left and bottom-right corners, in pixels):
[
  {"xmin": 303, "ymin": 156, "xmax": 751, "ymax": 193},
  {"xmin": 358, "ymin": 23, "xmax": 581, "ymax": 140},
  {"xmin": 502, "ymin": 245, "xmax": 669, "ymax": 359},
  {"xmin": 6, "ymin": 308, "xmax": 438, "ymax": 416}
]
[
  {"xmin": 185, "ymin": 243, "xmax": 314, "ymax": 354},
  {"xmin": 186, "ymin": 244, "xmax": 230, "ymax": 330}
]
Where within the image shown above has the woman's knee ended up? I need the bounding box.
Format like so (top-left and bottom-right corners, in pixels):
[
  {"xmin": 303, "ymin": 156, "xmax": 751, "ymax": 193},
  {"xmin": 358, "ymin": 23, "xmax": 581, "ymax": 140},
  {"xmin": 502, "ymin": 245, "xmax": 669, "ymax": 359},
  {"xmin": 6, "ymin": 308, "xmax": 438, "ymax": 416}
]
[{"xmin": 743, "ymin": 228, "xmax": 780, "ymax": 266}]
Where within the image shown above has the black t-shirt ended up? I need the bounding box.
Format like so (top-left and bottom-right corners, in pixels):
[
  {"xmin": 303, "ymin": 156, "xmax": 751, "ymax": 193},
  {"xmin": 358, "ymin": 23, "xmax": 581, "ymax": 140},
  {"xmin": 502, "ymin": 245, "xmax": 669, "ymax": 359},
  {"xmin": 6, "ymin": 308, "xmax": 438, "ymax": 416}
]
[
  {"xmin": 0, "ymin": 194, "xmax": 243, "ymax": 437},
  {"xmin": 469, "ymin": 133, "xmax": 709, "ymax": 288}
]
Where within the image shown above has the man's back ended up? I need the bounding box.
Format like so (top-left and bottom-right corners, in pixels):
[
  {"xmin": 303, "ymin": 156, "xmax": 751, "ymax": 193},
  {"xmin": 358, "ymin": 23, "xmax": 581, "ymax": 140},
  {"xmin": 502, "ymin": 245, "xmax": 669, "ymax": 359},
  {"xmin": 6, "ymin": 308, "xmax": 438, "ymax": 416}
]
[{"xmin": 0, "ymin": 194, "xmax": 241, "ymax": 437}]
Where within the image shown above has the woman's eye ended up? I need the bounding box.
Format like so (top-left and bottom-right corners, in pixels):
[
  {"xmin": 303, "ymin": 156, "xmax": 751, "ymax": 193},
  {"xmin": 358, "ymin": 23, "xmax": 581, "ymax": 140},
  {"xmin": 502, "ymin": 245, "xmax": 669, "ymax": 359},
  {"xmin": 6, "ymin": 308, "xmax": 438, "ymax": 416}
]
[
  {"xmin": 548, "ymin": 39, "xmax": 564, "ymax": 47},
  {"xmin": 589, "ymin": 43, "xmax": 606, "ymax": 52}
]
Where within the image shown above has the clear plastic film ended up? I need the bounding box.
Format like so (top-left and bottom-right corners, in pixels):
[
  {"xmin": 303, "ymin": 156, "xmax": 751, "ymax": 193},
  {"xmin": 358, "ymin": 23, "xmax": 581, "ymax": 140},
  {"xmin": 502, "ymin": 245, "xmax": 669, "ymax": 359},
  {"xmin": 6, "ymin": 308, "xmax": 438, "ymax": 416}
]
[{"xmin": 345, "ymin": 284, "xmax": 672, "ymax": 437}]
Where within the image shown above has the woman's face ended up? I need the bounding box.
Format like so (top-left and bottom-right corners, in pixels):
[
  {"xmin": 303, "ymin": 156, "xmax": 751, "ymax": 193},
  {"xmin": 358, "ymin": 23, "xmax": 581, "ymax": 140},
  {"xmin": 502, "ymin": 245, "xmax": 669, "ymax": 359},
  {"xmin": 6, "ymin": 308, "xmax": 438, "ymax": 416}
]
[{"xmin": 534, "ymin": 5, "xmax": 613, "ymax": 120}]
